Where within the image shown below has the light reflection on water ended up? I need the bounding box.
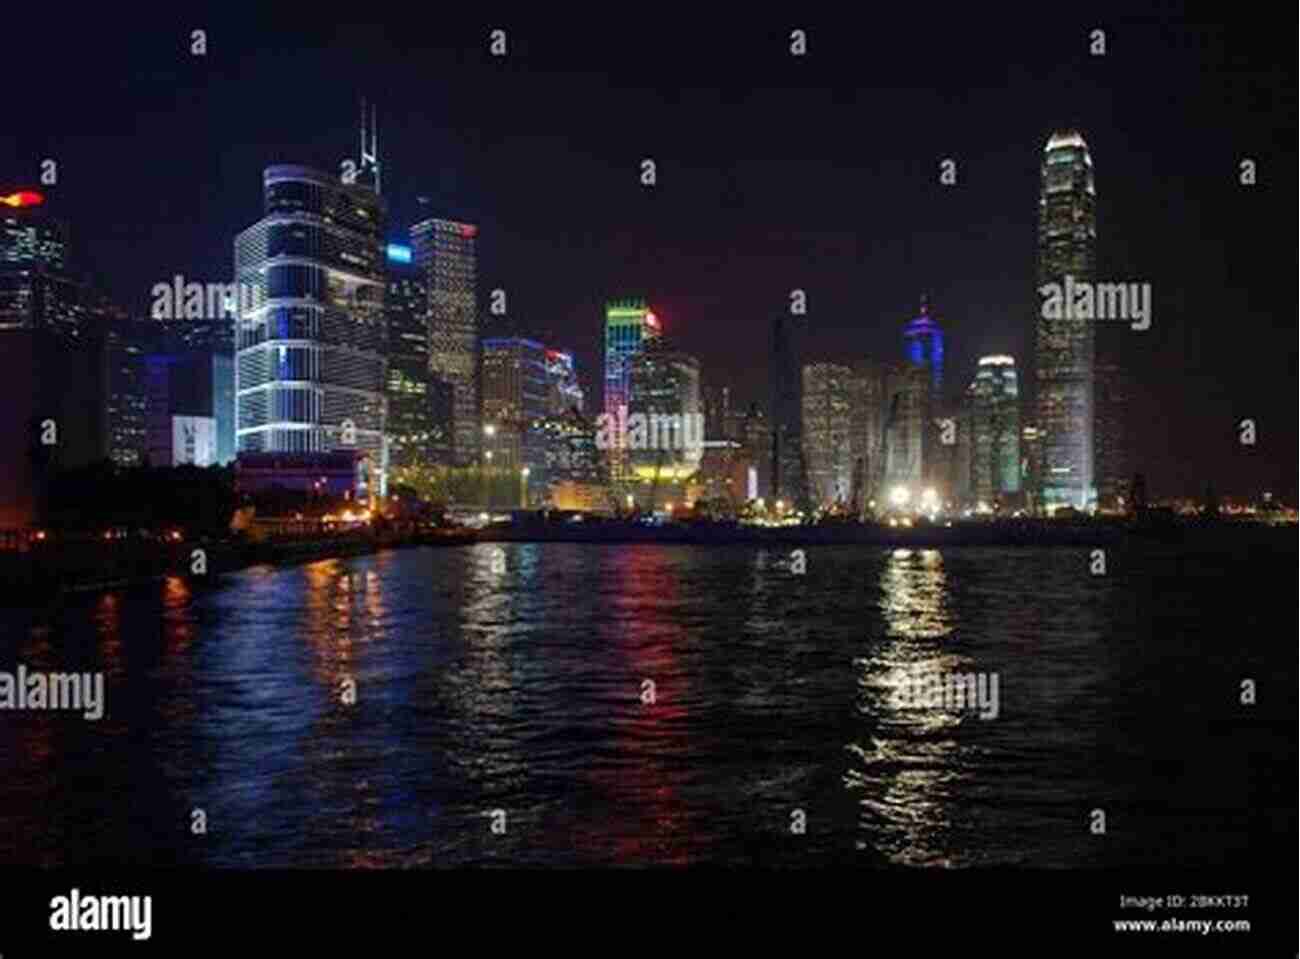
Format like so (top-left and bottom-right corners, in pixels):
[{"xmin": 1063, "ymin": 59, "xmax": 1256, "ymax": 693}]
[
  {"xmin": 848, "ymin": 548, "xmax": 968, "ymax": 866},
  {"xmin": 0, "ymin": 544, "xmax": 1290, "ymax": 867}
]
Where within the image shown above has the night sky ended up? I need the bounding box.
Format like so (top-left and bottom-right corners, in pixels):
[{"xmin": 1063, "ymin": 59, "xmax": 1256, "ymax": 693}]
[{"xmin": 5, "ymin": 7, "xmax": 1294, "ymax": 500}]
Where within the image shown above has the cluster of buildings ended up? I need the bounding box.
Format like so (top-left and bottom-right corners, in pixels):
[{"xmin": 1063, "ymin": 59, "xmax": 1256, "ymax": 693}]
[
  {"xmin": 0, "ymin": 122, "xmax": 1130, "ymax": 527},
  {"xmin": 754, "ymin": 129, "xmax": 1131, "ymax": 518}
]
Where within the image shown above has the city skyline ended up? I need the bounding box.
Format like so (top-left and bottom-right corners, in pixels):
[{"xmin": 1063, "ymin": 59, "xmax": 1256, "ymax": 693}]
[{"xmin": 1, "ymin": 12, "xmax": 1292, "ymax": 500}]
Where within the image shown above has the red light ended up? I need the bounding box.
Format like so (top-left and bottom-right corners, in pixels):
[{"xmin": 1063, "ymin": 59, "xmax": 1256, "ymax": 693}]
[
  {"xmin": 1, "ymin": 190, "xmax": 44, "ymax": 208},
  {"xmin": 645, "ymin": 312, "xmax": 658, "ymax": 326},
  {"xmin": 459, "ymin": 224, "xmax": 478, "ymax": 238}
]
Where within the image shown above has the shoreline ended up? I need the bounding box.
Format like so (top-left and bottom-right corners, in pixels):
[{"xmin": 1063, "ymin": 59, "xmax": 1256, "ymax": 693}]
[{"xmin": 1, "ymin": 519, "xmax": 1291, "ymax": 600}]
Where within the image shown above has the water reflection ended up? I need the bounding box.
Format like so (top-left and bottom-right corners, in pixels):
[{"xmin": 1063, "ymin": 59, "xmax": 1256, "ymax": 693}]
[
  {"xmin": 0, "ymin": 543, "xmax": 1274, "ymax": 868},
  {"xmin": 847, "ymin": 547, "xmax": 974, "ymax": 866}
]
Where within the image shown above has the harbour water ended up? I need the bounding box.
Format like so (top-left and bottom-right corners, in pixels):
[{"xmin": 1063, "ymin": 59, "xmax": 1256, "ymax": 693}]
[{"xmin": 0, "ymin": 543, "xmax": 1292, "ymax": 868}]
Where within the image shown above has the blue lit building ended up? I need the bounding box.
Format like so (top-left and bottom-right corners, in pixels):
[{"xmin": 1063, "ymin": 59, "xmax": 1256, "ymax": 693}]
[{"xmin": 902, "ymin": 293, "xmax": 944, "ymax": 402}]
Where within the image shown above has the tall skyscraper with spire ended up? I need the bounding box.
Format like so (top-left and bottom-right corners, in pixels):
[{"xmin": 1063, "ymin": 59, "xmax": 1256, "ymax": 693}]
[
  {"xmin": 233, "ymin": 164, "xmax": 387, "ymax": 478},
  {"xmin": 1035, "ymin": 129, "xmax": 1096, "ymax": 511}
]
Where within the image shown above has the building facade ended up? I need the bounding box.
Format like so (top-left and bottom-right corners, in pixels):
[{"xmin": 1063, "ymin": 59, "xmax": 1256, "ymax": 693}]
[
  {"xmin": 626, "ymin": 338, "xmax": 702, "ymax": 507},
  {"xmin": 384, "ymin": 243, "xmax": 447, "ymax": 469},
  {"xmin": 801, "ymin": 362, "xmax": 854, "ymax": 508},
  {"xmin": 1035, "ymin": 130, "xmax": 1096, "ymax": 512},
  {"xmin": 970, "ymin": 355, "xmax": 1022, "ymax": 507},
  {"xmin": 882, "ymin": 362, "xmax": 928, "ymax": 496},
  {"xmin": 412, "ymin": 218, "xmax": 479, "ymax": 468},
  {"xmin": 481, "ymin": 336, "xmax": 550, "ymax": 501},
  {"xmin": 234, "ymin": 165, "xmax": 388, "ymax": 491},
  {"xmin": 769, "ymin": 312, "xmax": 809, "ymax": 510},
  {"xmin": 603, "ymin": 297, "xmax": 660, "ymax": 482}
]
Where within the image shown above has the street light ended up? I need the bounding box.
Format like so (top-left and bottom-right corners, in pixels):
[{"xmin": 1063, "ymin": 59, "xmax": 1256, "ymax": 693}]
[{"xmin": 520, "ymin": 466, "xmax": 530, "ymax": 508}]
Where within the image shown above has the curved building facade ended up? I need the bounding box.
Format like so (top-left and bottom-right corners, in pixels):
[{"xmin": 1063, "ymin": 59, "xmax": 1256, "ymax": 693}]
[{"xmin": 234, "ymin": 166, "xmax": 387, "ymax": 490}]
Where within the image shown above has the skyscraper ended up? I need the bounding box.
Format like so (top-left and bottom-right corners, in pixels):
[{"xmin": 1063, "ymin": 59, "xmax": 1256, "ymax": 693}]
[
  {"xmin": 902, "ymin": 293, "xmax": 944, "ymax": 405},
  {"xmin": 481, "ymin": 336, "xmax": 549, "ymax": 479},
  {"xmin": 850, "ymin": 359, "xmax": 888, "ymax": 510},
  {"xmin": 970, "ymin": 355, "xmax": 1022, "ymax": 506},
  {"xmin": 627, "ymin": 337, "xmax": 702, "ymax": 496},
  {"xmin": 412, "ymin": 218, "xmax": 479, "ymax": 468},
  {"xmin": 1035, "ymin": 129, "xmax": 1096, "ymax": 512},
  {"xmin": 603, "ymin": 297, "xmax": 660, "ymax": 482},
  {"xmin": 802, "ymin": 362, "xmax": 854, "ymax": 508},
  {"xmin": 234, "ymin": 165, "xmax": 388, "ymax": 488},
  {"xmin": 702, "ymin": 383, "xmax": 734, "ymax": 441},
  {"xmin": 544, "ymin": 349, "xmax": 584, "ymax": 416},
  {"xmin": 740, "ymin": 402, "xmax": 771, "ymax": 500},
  {"xmin": 384, "ymin": 242, "xmax": 444, "ymax": 469},
  {"xmin": 0, "ymin": 189, "xmax": 87, "ymax": 342},
  {"xmin": 770, "ymin": 312, "xmax": 809, "ymax": 510},
  {"xmin": 882, "ymin": 362, "xmax": 928, "ymax": 496},
  {"xmin": 1094, "ymin": 313, "xmax": 1130, "ymax": 511}
]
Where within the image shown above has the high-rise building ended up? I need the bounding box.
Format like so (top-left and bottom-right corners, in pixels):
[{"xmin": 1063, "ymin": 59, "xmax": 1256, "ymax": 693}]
[
  {"xmin": 740, "ymin": 402, "xmax": 771, "ymax": 501},
  {"xmin": 603, "ymin": 297, "xmax": 660, "ymax": 481},
  {"xmin": 234, "ymin": 165, "xmax": 388, "ymax": 491},
  {"xmin": 544, "ymin": 348, "xmax": 584, "ymax": 416},
  {"xmin": 770, "ymin": 313, "xmax": 809, "ymax": 510},
  {"xmin": 1020, "ymin": 424, "xmax": 1044, "ymax": 511},
  {"xmin": 412, "ymin": 218, "xmax": 479, "ymax": 468},
  {"xmin": 1094, "ymin": 340, "xmax": 1130, "ymax": 511},
  {"xmin": 801, "ymin": 362, "xmax": 854, "ymax": 508},
  {"xmin": 102, "ymin": 316, "xmax": 160, "ymax": 468},
  {"xmin": 481, "ymin": 336, "xmax": 550, "ymax": 498},
  {"xmin": 903, "ymin": 294, "xmax": 945, "ymax": 406},
  {"xmin": 0, "ymin": 189, "xmax": 118, "ymax": 524},
  {"xmin": 1036, "ymin": 129, "xmax": 1096, "ymax": 512},
  {"xmin": 702, "ymin": 383, "xmax": 735, "ymax": 442},
  {"xmin": 384, "ymin": 242, "xmax": 448, "ymax": 469},
  {"xmin": 882, "ymin": 362, "xmax": 928, "ymax": 496},
  {"xmin": 953, "ymin": 383, "xmax": 976, "ymax": 506},
  {"xmin": 0, "ymin": 190, "xmax": 87, "ymax": 343},
  {"xmin": 627, "ymin": 337, "xmax": 702, "ymax": 486},
  {"xmin": 970, "ymin": 355, "xmax": 1021, "ymax": 506},
  {"xmin": 850, "ymin": 359, "xmax": 888, "ymax": 510}
]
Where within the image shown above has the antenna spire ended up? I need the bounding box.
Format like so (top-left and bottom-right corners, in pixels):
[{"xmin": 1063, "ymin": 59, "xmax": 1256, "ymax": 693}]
[{"xmin": 359, "ymin": 96, "xmax": 380, "ymax": 194}]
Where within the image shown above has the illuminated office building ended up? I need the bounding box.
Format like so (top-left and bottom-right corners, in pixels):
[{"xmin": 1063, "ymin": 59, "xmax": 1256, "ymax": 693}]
[
  {"xmin": 603, "ymin": 297, "xmax": 660, "ymax": 481},
  {"xmin": 1035, "ymin": 129, "xmax": 1096, "ymax": 511},
  {"xmin": 412, "ymin": 217, "xmax": 479, "ymax": 467},
  {"xmin": 385, "ymin": 242, "xmax": 450, "ymax": 468},
  {"xmin": 801, "ymin": 362, "xmax": 854, "ymax": 508},
  {"xmin": 234, "ymin": 165, "xmax": 388, "ymax": 491},
  {"xmin": 970, "ymin": 355, "xmax": 1021, "ymax": 506},
  {"xmin": 627, "ymin": 337, "xmax": 702, "ymax": 497}
]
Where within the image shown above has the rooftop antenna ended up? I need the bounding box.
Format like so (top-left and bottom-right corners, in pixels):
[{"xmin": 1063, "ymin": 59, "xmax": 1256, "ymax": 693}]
[{"xmin": 360, "ymin": 96, "xmax": 380, "ymax": 194}]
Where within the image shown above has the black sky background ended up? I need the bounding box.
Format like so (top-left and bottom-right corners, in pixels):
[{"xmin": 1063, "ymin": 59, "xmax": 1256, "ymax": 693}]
[{"xmin": 4, "ymin": 6, "xmax": 1294, "ymax": 500}]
